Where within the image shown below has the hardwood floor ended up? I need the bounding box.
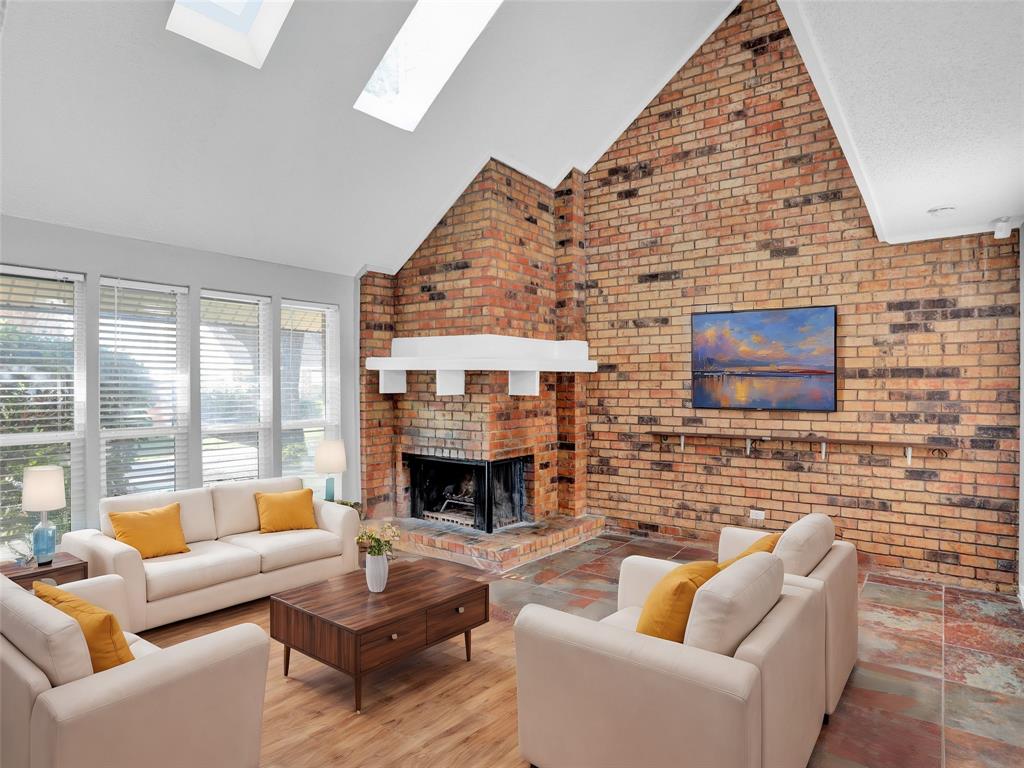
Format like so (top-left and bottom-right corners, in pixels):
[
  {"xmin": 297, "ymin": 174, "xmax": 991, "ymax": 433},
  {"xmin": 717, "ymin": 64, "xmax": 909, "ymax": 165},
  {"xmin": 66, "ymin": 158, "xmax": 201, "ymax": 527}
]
[{"xmin": 142, "ymin": 593, "xmax": 525, "ymax": 768}]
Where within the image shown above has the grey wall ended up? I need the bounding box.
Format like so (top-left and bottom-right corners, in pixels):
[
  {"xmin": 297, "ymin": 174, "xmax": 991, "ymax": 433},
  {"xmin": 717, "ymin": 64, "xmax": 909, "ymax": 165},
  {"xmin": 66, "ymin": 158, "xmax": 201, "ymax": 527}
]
[{"xmin": 1, "ymin": 215, "xmax": 361, "ymax": 527}]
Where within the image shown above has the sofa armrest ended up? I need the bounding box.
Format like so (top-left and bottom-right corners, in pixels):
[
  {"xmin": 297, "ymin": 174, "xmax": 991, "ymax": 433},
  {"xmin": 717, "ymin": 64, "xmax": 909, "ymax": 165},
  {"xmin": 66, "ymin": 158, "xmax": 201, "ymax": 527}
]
[
  {"xmin": 807, "ymin": 540, "xmax": 859, "ymax": 713},
  {"xmin": 515, "ymin": 604, "xmax": 761, "ymax": 768},
  {"xmin": 718, "ymin": 526, "xmax": 772, "ymax": 563},
  {"xmin": 313, "ymin": 499, "xmax": 361, "ymax": 572},
  {"xmin": 61, "ymin": 530, "xmax": 145, "ymax": 632},
  {"xmin": 617, "ymin": 555, "xmax": 679, "ymax": 610},
  {"xmin": 30, "ymin": 623, "xmax": 269, "ymax": 768},
  {"xmin": 735, "ymin": 585, "xmax": 825, "ymax": 768},
  {"xmin": 59, "ymin": 575, "xmax": 131, "ymax": 630}
]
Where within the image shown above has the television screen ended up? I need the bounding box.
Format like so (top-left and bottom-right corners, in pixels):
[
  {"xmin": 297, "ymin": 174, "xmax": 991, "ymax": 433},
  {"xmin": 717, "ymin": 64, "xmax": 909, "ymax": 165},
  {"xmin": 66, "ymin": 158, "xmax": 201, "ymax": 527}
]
[{"xmin": 691, "ymin": 306, "xmax": 837, "ymax": 412}]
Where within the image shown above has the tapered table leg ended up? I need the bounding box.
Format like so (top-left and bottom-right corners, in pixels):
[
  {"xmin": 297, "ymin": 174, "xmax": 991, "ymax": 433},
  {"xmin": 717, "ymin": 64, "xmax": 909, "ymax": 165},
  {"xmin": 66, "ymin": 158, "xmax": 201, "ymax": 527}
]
[
  {"xmin": 464, "ymin": 630, "xmax": 472, "ymax": 661},
  {"xmin": 354, "ymin": 675, "xmax": 363, "ymax": 714},
  {"xmin": 283, "ymin": 646, "xmax": 290, "ymax": 677}
]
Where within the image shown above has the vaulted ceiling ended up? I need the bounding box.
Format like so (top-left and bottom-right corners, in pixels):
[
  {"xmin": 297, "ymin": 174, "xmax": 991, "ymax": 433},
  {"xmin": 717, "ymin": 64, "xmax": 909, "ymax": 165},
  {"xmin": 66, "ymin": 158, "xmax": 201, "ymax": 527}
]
[{"xmin": 2, "ymin": 1, "xmax": 1021, "ymax": 277}]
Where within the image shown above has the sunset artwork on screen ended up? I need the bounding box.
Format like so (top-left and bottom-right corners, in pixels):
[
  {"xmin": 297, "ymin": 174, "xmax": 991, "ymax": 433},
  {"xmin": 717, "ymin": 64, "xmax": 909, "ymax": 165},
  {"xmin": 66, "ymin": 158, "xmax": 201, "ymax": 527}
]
[{"xmin": 691, "ymin": 306, "xmax": 837, "ymax": 411}]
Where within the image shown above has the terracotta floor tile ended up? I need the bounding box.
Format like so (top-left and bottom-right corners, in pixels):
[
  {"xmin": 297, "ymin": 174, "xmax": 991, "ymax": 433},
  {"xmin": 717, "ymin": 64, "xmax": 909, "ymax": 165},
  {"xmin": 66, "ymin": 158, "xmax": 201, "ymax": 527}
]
[
  {"xmin": 860, "ymin": 581, "xmax": 945, "ymax": 615},
  {"xmin": 503, "ymin": 550, "xmax": 602, "ymax": 585},
  {"xmin": 858, "ymin": 622, "xmax": 943, "ymax": 678},
  {"xmin": 945, "ymin": 726, "xmax": 1024, "ymax": 768},
  {"xmin": 946, "ymin": 618, "xmax": 1024, "ymax": 660},
  {"xmin": 945, "ymin": 682, "xmax": 1024, "ymax": 749},
  {"xmin": 810, "ymin": 695, "xmax": 941, "ymax": 768},
  {"xmin": 574, "ymin": 554, "xmax": 625, "ymax": 579},
  {"xmin": 945, "ymin": 589, "xmax": 1024, "ymax": 631},
  {"xmin": 566, "ymin": 536, "xmax": 629, "ymax": 555},
  {"xmin": 839, "ymin": 661, "xmax": 941, "ymax": 723},
  {"xmin": 945, "ymin": 645, "xmax": 1024, "ymax": 698},
  {"xmin": 541, "ymin": 569, "xmax": 620, "ymax": 603},
  {"xmin": 859, "ymin": 602, "xmax": 944, "ymax": 644},
  {"xmin": 866, "ymin": 573, "xmax": 944, "ymax": 593}
]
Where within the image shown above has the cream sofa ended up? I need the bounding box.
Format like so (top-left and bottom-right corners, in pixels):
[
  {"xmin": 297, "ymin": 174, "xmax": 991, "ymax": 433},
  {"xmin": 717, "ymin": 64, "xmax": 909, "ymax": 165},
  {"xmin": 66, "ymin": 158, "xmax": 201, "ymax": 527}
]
[
  {"xmin": 61, "ymin": 477, "xmax": 360, "ymax": 631},
  {"xmin": 718, "ymin": 513, "xmax": 858, "ymax": 715},
  {"xmin": 515, "ymin": 552, "xmax": 825, "ymax": 768},
  {"xmin": 1, "ymin": 573, "xmax": 268, "ymax": 768}
]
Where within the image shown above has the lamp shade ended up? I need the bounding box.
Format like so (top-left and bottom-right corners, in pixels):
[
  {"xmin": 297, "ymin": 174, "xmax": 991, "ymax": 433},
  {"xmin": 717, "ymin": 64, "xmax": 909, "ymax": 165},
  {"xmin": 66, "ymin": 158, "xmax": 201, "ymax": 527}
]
[
  {"xmin": 22, "ymin": 466, "xmax": 66, "ymax": 512},
  {"xmin": 314, "ymin": 440, "xmax": 347, "ymax": 474}
]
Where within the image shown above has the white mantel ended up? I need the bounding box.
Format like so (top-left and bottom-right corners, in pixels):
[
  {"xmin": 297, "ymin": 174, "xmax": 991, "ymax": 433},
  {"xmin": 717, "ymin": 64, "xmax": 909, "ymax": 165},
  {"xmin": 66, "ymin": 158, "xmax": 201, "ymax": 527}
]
[{"xmin": 365, "ymin": 334, "xmax": 598, "ymax": 396}]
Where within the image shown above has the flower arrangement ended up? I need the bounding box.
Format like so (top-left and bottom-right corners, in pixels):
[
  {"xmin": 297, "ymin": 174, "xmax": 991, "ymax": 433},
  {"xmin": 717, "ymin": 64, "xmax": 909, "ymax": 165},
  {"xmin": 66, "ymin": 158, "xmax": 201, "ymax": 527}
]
[{"xmin": 356, "ymin": 522, "xmax": 400, "ymax": 557}]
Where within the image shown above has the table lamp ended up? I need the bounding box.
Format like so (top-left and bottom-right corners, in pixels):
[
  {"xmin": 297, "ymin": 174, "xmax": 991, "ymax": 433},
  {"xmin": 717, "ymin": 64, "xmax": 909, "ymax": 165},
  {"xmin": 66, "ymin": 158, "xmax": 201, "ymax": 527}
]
[
  {"xmin": 314, "ymin": 440, "xmax": 347, "ymax": 502},
  {"xmin": 23, "ymin": 465, "xmax": 65, "ymax": 565}
]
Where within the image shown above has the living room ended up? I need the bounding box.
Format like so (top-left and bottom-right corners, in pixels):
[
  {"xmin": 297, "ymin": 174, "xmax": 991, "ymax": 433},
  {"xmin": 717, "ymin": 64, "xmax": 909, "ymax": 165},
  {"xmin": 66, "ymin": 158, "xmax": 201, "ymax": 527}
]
[{"xmin": 1, "ymin": 1, "xmax": 1021, "ymax": 767}]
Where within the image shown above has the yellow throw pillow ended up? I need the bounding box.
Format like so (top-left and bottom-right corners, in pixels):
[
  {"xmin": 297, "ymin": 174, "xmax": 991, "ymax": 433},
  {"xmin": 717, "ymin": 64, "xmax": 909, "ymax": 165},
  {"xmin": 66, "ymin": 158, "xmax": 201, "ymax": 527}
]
[
  {"xmin": 717, "ymin": 532, "xmax": 781, "ymax": 571},
  {"xmin": 33, "ymin": 581, "xmax": 134, "ymax": 673},
  {"xmin": 108, "ymin": 503, "xmax": 190, "ymax": 559},
  {"xmin": 255, "ymin": 487, "xmax": 317, "ymax": 533},
  {"xmin": 636, "ymin": 560, "xmax": 719, "ymax": 643}
]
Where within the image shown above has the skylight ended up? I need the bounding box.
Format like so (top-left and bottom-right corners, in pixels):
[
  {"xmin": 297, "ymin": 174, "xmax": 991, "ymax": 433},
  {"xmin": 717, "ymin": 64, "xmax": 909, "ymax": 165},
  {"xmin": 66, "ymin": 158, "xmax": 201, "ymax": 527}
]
[
  {"xmin": 166, "ymin": 0, "xmax": 294, "ymax": 69},
  {"xmin": 354, "ymin": 0, "xmax": 504, "ymax": 132}
]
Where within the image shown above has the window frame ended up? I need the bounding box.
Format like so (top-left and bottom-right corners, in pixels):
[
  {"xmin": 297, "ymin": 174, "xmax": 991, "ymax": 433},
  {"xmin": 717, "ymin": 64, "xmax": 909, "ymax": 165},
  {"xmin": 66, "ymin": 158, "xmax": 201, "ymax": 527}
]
[{"xmin": 0, "ymin": 264, "xmax": 87, "ymax": 538}]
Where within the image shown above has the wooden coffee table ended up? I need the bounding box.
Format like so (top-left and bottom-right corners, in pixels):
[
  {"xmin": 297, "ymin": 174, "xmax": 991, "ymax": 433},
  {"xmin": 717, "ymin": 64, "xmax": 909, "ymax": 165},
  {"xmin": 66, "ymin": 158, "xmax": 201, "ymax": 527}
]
[{"xmin": 269, "ymin": 559, "xmax": 489, "ymax": 713}]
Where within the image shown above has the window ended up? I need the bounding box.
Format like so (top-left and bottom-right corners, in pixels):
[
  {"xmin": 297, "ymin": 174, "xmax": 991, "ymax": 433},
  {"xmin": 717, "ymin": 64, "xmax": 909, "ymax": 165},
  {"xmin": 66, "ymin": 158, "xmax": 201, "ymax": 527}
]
[
  {"xmin": 99, "ymin": 278, "xmax": 189, "ymax": 497},
  {"xmin": 0, "ymin": 267, "xmax": 85, "ymax": 552},
  {"xmin": 200, "ymin": 291, "xmax": 271, "ymax": 484},
  {"xmin": 353, "ymin": 0, "xmax": 504, "ymax": 131},
  {"xmin": 280, "ymin": 301, "xmax": 339, "ymax": 492}
]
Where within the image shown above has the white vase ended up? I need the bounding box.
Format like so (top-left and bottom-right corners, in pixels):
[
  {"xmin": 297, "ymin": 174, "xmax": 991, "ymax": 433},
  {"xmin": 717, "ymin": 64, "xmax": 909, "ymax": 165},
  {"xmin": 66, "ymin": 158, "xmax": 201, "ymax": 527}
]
[{"xmin": 365, "ymin": 554, "xmax": 389, "ymax": 593}]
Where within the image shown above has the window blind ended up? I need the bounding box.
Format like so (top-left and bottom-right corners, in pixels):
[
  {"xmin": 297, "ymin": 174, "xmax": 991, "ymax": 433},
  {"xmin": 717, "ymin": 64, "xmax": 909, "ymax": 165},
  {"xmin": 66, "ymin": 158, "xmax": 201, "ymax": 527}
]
[
  {"xmin": 99, "ymin": 278, "xmax": 189, "ymax": 497},
  {"xmin": 0, "ymin": 267, "xmax": 85, "ymax": 551},
  {"xmin": 280, "ymin": 301, "xmax": 340, "ymax": 492},
  {"xmin": 200, "ymin": 292, "xmax": 271, "ymax": 484}
]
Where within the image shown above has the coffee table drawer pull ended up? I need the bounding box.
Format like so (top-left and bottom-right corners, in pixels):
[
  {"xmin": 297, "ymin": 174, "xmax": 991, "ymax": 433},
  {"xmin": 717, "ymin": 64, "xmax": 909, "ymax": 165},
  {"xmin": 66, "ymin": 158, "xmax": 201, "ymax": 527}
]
[
  {"xmin": 391, "ymin": 633, "xmax": 399, "ymax": 640},
  {"xmin": 457, "ymin": 606, "xmax": 465, "ymax": 614}
]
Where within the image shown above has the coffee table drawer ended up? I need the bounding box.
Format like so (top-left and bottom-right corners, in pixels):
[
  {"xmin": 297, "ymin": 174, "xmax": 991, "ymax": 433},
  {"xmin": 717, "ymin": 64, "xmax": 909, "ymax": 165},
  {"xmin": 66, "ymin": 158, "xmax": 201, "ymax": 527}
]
[
  {"xmin": 426, "ymin": 590, "xmax": 487, "ymax": 644},
  {"xmin": 359, "ymin": 614, "xmax": 426, "ymax": 670}
]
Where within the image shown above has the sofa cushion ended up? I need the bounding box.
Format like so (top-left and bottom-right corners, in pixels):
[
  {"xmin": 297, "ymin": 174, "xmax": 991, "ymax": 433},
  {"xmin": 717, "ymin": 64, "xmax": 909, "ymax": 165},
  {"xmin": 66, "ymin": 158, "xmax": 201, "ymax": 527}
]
[
  {"xmin": 32, "ymin": 581, "xmax": 135, "ymax": 673},
  {"xmin": 219, "ymin": 529, "xmax": 343, "ymax": 573},
  {"xmin": 0, "ymin": 575, "xmax": 93, "ymax": 686},
  {"xmin": 684, "ymin": 552, "xmax": 784, "ymax": 657},
  {"xmin": 211, "ymin": 477, "xmax": 304, "ymax": 538},
  {"xmin": 774, "ymin": 513, "xmax": 835, "ymax": 576},
  {"xmin": 100, "ymin": 487, "xmax": 216, "ymax": 544},
  {"xmin": 599, "ymin": 606, "xmax": 642, "ymax": 632},
  {"xmin": 123, "ymin": 632, "xmax": 161, "ymax": 659},
  {"xmin": 255, "ymin": 488, "xmax": 317, "ymax": 533},
  {"xmin": 143, "ymin": 540, "xmax": 260, "ymax": 601},
  {"xmin": 108, "ymin": 503, "xmax": 191, "ymax": 559}
]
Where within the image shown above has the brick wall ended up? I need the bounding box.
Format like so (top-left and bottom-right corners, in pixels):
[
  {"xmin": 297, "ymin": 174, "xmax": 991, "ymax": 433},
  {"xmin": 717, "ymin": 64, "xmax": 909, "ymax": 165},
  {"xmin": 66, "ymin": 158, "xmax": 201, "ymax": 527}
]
[
  {"xmin": 583, "ymin": 0, "xmax": 1019, "ymax": 592},
  {"xmin": 360, "ymin": 0, "xmax": 1019, "ymax": 591},
  {"xmin": 359, "ymin": 160, "xmax": 572, "ymax": 522}
]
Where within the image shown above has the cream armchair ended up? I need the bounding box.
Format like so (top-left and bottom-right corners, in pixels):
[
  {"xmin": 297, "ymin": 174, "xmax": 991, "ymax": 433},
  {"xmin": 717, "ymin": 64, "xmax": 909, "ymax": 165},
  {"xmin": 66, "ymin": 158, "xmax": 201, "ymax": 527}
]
[
  {"xmin": 515, "ymin": 553, "xmax": 825, "ymax": 768},
  {"xmin": 0, "ymin": 574, "xmax": 269, "ymax": 768},
  {"xmin": 718, "ymin": 513, "xmax": 858, "ymax": 715}
]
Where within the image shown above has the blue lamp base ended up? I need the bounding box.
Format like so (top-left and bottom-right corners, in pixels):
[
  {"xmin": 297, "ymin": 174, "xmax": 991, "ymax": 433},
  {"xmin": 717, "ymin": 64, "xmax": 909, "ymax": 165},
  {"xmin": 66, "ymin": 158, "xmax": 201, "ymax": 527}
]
[
  {"xmin": 324, "ymin": 476, "xmax": 336, "ymax": 503},
  {"xmin": 32, "ymin": 511, "xmax": 57, "ymax": 566}
]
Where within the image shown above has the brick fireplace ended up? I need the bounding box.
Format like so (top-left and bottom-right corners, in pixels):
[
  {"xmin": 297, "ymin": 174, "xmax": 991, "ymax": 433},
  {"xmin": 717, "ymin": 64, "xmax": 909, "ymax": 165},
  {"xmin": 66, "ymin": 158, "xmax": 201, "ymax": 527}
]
[{"xmin": 360, "ymin": 160, "xmax": 592, "ymax": 557}]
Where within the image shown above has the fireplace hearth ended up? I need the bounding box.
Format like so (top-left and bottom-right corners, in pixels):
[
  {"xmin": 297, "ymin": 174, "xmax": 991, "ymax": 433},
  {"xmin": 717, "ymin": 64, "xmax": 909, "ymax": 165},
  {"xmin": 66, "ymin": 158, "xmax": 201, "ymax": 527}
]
[{"xmin": 405, "ymin": 453, "xmax": 531, "ymax": 533}]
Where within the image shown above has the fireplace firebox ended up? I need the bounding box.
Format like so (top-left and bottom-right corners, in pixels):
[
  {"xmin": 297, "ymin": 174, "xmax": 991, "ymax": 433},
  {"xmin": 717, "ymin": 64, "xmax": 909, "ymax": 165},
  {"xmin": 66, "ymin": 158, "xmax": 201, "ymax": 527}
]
[{"xmin": 405, "ymin": 453, "xmax": 531, "ymax": 533}]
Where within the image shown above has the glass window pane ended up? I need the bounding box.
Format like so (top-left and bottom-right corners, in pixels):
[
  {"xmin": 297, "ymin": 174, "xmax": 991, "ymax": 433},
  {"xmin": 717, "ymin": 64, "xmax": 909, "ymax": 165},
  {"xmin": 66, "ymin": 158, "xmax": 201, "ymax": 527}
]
[
  {"xmin": 281, "ymin": 426, "xmax": 325, "ymax": 493},
  {"xmin": 202, "ymin": 431, "xmax": 261, "ymax": 484},
  {"xmin": 102, "ymin": 435, "xmax": 179, "ymax": 497},
  {"xmin": 280, "ymin": 306, "xmax": 326, "ymax": 423}
]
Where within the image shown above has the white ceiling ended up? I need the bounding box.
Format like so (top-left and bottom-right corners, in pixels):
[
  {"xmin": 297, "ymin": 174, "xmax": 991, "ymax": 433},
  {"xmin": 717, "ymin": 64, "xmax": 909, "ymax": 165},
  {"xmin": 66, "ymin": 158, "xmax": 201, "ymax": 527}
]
[
  {"xmin": 780, "ymin": 0, "xmax": 1024, "ymax": 244},
  {"xmin": 0, "ymin": 0, "xmax": 736, "ymax": 276},
  {"xmin": 4, "ymin": 2, "xmax": 1020, "ymax": 278}
]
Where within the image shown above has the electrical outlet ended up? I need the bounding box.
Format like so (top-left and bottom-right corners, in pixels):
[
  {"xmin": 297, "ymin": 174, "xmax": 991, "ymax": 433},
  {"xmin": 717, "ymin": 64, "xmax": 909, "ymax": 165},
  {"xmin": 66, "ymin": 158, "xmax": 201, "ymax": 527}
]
[{"xmin": 749, "ymin": 509, "xmax": 766, "ymax": 521}]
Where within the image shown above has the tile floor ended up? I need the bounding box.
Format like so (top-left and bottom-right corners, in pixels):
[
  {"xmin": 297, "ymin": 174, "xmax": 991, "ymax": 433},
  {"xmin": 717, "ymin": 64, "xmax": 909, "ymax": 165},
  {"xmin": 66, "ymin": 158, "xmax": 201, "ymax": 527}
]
[{"xmin": 487, "ymin": 533, "xmax": 1024, "ymax": 768}]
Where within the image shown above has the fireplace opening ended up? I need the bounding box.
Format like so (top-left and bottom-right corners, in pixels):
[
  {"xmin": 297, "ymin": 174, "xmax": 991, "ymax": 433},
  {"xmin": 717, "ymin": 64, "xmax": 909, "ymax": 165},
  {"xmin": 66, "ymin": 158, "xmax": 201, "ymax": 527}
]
[{"xmin": 405, "ymin": 453, "xmax": 531, "ymax": 533}]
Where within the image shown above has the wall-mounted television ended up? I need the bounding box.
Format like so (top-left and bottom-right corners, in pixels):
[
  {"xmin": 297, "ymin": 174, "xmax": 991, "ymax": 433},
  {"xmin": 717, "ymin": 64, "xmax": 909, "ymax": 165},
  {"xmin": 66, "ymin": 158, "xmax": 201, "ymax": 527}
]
[{"xmin": 691, "ymin": 305, "xmax": 837, "ymax": 412}]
